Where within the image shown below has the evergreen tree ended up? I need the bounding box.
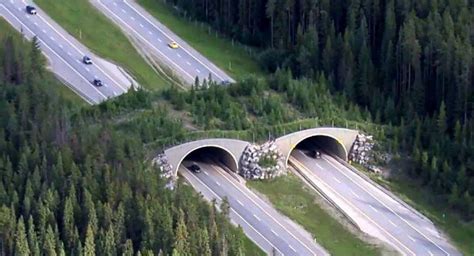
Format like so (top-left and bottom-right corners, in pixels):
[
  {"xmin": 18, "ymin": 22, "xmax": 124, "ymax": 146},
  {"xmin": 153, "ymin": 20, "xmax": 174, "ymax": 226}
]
[
  {"xmin": 14, "ymin": 216, "xmax": 30, "ymax": 256},
  {"xmin": 83, "ymin": 224, "xmax": 95, "ymax": 256}
]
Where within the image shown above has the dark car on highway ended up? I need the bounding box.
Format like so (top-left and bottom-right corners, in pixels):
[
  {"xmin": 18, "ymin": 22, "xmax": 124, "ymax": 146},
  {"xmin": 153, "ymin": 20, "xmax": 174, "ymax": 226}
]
[
  {"xmin": 92, "ymin": 79, "xmax": 103, "ymax": 87},
  {"xmin": 26, "ymin": 6, "xmax": 37, "ymax": 15},
  {"xmin": 83, "ymin": 56, "xmax": 93, "ymax": 65},
  {"xmin": 312, "ymin": 150, "xmax": 322, "ymax": 159},
  {"xmin": 187, "ymin": 164, "xmax": 201, "ymax": 173}
]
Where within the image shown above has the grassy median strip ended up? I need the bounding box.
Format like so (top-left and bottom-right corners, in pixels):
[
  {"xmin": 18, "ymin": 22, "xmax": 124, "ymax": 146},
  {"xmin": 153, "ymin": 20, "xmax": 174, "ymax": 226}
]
[
  {"xmin": 137, "ymin": 0, "xmax": 262, "ymax": 79},
  {"xmin": 34, "ymin": 0, "xmax": 168, "ymax": 90},
  {"xmin": 248, "ymin": 174, "xmax": 382, "ymax": 255}
]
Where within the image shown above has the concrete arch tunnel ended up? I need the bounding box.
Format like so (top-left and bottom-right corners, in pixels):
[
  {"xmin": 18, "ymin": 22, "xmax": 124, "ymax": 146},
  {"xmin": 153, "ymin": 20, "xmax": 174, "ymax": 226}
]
[
  {"xmin": 161, "ymin": 128, "xmax": 359, "ymax": 176},
  {"xmin": 164, "ymin": 139, "xmax": 250, "ymax": 176},
  {"xmin": 275, "ymin": 127, "xmax": 359, "ymax": 168}
]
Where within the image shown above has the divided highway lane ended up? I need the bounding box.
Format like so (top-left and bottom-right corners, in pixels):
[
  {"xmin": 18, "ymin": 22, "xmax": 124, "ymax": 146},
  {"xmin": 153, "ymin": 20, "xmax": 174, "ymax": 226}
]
[
  {"xmin": 94, "ymin": 0, "xmax": 234, "ymax": 85},
  {"xmin": 291, "ymin": 150, "xmax": 460, "ymax": 256},
  {"xmin": 182, "ymin": 160, "xmax": 328, "ymax": 255},
  {"xmin": 1, "ymin": 0, "xmax": 129, "ymax": 104}
]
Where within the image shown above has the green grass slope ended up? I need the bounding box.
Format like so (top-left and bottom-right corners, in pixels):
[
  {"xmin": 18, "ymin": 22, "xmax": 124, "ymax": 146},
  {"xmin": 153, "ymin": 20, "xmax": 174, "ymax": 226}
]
[{"xmin": 137, "ymin": 0, "xmax": 263, "ymax": 79}]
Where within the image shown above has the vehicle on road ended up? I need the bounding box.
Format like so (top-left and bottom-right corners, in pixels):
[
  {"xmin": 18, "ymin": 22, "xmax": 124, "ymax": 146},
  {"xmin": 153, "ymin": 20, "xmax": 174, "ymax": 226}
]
[
  {"xmin": 168, "ymin": 41, "xmax": 179, "ymax": 49},
  {"xmin": 92, "ymin": 79, "xmax": 103, "ymax": 87},
  {"xmin": 83, "ymin": 56, "xmax": 93, "ymax": 65},
  {"xmin": 312, "ymin": 150, "xmax": 322, "ymax": 159},
  {"xmin": 26, "ymin": 6, "xmax": 37, "ymax": 15},
  {"xmin": 220, "ymin": 79, "xmax": 231, "ymax": 86},
  {"xmin": 187, "ymin": 163, "xmax": 201, "ymax": 173}
]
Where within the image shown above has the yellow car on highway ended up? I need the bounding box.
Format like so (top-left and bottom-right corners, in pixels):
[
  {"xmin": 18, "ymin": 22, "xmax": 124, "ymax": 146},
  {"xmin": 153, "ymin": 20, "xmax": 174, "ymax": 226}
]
[{"xmin": 168, "ymin": 41, "xmax": 179, "ymax": 49}]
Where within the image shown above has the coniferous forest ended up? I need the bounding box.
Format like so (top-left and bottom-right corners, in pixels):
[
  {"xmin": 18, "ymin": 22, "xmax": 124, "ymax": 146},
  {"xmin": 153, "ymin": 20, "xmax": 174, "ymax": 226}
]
[
  {"xmin": 163, "ymin": 0, "xmax": 474, "ymax": 218},
  {"xmin": 0, "ymin": 0, "xmax": 473, "ymax": 255},
  {"xmin": 0, "ymin": 35, "xmax": 248, "ymax": 255}
]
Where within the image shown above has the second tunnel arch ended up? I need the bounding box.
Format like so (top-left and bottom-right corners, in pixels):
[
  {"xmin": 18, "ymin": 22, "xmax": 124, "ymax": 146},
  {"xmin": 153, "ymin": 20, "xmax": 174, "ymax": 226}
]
[{"xmin": 275, "ymin": 127, "xmax": 359, "ymax": 168}]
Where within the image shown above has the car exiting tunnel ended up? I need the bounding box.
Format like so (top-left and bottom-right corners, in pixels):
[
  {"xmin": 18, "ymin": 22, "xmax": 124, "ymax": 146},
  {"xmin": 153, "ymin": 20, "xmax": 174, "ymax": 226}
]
[
  {"xmin": 291, "ymin": 134, "xmax": 348, "ymax": 161},
  {"xmin": 179, "ymin": 146, "xmax": 239, "ymax": 173}
]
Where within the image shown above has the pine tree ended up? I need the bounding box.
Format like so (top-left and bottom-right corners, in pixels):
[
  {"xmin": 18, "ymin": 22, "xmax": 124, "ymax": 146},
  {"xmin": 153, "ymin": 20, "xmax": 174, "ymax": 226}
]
[
  {"xmin": 14, "ymin": 216, "xmax": 30, "ymax": 256},
  {"xmin": 122, "ymin": 239, "xmax": 133, "ymax": 256},
  {"xmin": 173, "ymin": 209, "xmax": 190, "ymax": 256},
  {"xmin": 27, "ymin": 216, "xmax": 40, "ymax": 256},
  {"xmin": 438, "ymin": 101, "xmax": 447, "ymax": 136},
  {"xmin": 43, "ymin": 225, "xmax": 56, "ymax": 256},
  {"xmin": 83, "ymin": 224, "xmax": 95, "ymax": 256},
  {"xmin": 198, "ymin": 228, "xmax": 211, "ymax": 256}
]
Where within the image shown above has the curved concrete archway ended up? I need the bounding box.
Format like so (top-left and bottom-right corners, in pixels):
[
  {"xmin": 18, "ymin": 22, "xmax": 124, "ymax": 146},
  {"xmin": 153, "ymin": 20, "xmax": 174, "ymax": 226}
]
[
  {"xmin": 275, "ymin": 127, "xmax": 358, "ymax": 168},
  {"xmin": 164, "ymin": 139, "xmax": 250, "ymax": 176}
]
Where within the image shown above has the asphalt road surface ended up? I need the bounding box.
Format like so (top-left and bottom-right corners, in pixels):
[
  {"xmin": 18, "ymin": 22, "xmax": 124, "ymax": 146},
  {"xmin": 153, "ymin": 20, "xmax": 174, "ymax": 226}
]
[
  {"xmin": 291, "ymin": 149, "xmax": 461, "ymax": 256},
  {"xmin": 93, "ymin": 0, "xmax": 234, "ymax": 85},
  {"xmin": 181, "ymin": 159, "xmax": 328, "ymax": 256},
  {"xmin": 0, "ymin": 0, "xmax": 131, "ymax": 104}
]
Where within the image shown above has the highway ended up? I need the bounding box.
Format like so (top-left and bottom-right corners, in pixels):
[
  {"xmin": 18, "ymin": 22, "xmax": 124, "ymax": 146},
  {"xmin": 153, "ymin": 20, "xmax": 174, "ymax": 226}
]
[
  {"xmin": 180, "ymin": 158, "xmax": 328, "ymax": 256},
  {"xmin": 0, "ymin": 0, "xmax": 132, "ymax": 104},
  {"xmin": 93, "ymin": 0, "xmax": 234, "ymax": 85},
  {"xmin": 290, "ymin": 149, "xmax": 461, "ymax": 256}
]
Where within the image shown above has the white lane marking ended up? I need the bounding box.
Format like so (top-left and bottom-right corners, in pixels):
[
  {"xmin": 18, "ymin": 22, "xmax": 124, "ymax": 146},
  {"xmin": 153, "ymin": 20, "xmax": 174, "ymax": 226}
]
[
  {"xmin": 271, "ymin": 229, "xmax": 278, "ymax": 236},
  {"xmin": 253, "ymin": 214, "xmax": 261, "ymax": 221},
  {"xmin": 103, "ymin": 84, "xmax": 108, "ymax": 87},
  {"xmin": 196, "ymin": 69, "xmax": 201, "ymax": 73},
  {"xmin": 76, "ymin": 60, "xmax": 81, "ymax": 63},
  {"xmin": 50, "ymin": 36, "xmax": 55, "ymax": 41},
  {"xmin": 369, "ymin": 205, "xmax": 379, "ymax": 213},
  {"xmin": 130, "ymin": 16, "xmax": 135, "ymax": 21},
  {"xmin": 0, "ymin": 6, "xmax": 107, "ymax": 101},
  {"xmin": 33, "ymin": 22, "xmax": 38, "ymax": 26},
  {"xmin": 177, "ymin": 53, "xmax": 181, "ymax": 58},
  {"xmin": 315, "ymin": 162, "xmax": 323, "ymax": 169},
  {"xmin": 148, "ymin": 31, "xmax": 152, "ymax": 35},
  {"xmin": 42, "ymin": 29, "xmax": 46, "ymax": 33},
  {"xmin": 113, "ymin": 2, "xmax": 117, "ymax": 6},
  {"xmin": 215, "ymin": 181, "xmax": 221, "ymax": 187},
  {"xmin": 333, "ymin": 177, "xmax": 342, "ymax": 184},
  {"xmin": 236, "ymin": 199, "xmax": 244, "ymax": 206},
  {"xmin": 408, "ymin": 236, "xmax": 416, "ymax": 242},
  {"xmin": 323, "ymin": 157, "xmax": 450, "ymax": 254},
  {"xmin": 59, "ymin": 44, "xmax": 63, "ymax": 48},
  {"xmin": 67, "ymin": 52, "xmax": 72, "ymax": 55},
  {"xmin": 139, "ymin": 23, "xmax": 143, "ymax": 28},
  {"xmin": 122, "ymin": 0, "xmax": 227, "ymax": 81},
  {"xmin": 428, "ymin": 250, "xmax": 434, "ymax": 256},
  {"xmin": 350, "ymin": 190, "xmax": 360, "ymax": 199},
  {"xmin": 209, "ymin": 164, "xmax": 320, "ymax": 255},
  {"xmin": 113, "ymin": 91, "xmax": 118, "ymax": 96},
  {"xmin": 85, "ymin": 68, "xmax": 90, "ymax": 72},
  {"xmin": 184, "ymin": 169, "xmax": 283, "ymax": 255},
  {"xmin": 290, "ymin": 157, "xmax": 414, "ymax": 255},
  {"xmin": 157, "ymin": 38, "xmax": 162, "ymax": 43},
  {"xmin": 25, "ymin": 15, "xmax": 29, "ymax": 19},
  {"xmin": 388, "ymin": 220, "xmax": 398, "ymax": 227},
  {"xmin": 34, "ymin": 14, "xmax": 128, "ymax": 92},
  {"xmin": 186, "ymin": 61, "xmax": 191, "ymax": 66},
  {"xmin": 97, "ymin": 1, "xmax": 195, "ymax": 80},
  {"xmin": 203, "ymin": 171, "xmax": 209, "ymax": 175},
  {"xmin": 121, "ymin": 9, "xmax": 126, "ymax": 13},
  {"xmin": 289, "ymin": 245, "xmax": 296, "ymax": 252}
]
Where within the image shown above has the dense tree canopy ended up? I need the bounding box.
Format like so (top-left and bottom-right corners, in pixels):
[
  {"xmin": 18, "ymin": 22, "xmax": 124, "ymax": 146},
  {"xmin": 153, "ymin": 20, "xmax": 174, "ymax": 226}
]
[{"xmin": 0, "ymin": 35, "xmax": 248, "ymax": 255}]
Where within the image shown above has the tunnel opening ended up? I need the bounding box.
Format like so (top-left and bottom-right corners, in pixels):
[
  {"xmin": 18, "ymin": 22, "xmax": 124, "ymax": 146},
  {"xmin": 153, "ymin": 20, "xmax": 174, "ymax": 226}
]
[
  {"xmin": 180, "ymin": 146, "xmax": 239, "ymax": 173},
  {"xmin": 292, "ymin": 135, "xmax": 347, "ymax": 161}
]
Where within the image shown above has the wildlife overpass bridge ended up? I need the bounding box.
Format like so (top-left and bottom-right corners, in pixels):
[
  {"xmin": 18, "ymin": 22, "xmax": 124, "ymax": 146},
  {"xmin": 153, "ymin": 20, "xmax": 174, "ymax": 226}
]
[{"xmin": 163, "ymin": 127, "xmax": 358, "ymax": 175}]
